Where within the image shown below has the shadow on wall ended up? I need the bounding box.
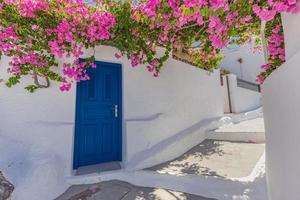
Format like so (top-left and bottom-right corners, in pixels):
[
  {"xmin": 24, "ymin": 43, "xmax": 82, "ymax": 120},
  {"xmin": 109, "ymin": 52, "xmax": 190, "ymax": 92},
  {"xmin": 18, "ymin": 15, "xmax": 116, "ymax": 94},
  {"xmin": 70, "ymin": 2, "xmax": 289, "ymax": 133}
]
[
  {"xmin": 126, "ymin": 117, "xmax": 221, "ymax": 170},
  {"xmin": 125, "ymin": 113, "xmax": 164, "ymax": 122}
]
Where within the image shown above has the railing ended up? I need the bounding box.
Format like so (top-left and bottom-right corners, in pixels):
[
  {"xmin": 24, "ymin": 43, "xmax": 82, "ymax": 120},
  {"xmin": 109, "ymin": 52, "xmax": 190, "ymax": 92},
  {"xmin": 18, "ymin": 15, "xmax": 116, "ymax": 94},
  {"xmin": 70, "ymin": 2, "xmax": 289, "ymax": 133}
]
[{"xmin": 237, "ymin": 78, "xmax": 261, "ymax": 93}]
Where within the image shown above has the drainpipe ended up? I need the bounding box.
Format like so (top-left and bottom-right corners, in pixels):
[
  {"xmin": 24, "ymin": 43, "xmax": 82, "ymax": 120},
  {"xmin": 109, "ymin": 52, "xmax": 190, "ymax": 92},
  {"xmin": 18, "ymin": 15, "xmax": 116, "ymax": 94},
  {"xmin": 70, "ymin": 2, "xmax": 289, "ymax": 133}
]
[{"xmin": 260, "ymin": 21, "xmax": 269, "ymax": 63}]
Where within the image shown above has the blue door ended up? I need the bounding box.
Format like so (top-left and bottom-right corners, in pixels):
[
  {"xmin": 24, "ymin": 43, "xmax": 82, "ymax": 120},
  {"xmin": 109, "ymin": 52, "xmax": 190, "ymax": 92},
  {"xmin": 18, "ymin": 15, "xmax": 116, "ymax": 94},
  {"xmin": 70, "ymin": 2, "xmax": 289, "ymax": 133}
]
[{"xmin": 73, "ymin": 61, "xmax": 122, "ymax": 169}]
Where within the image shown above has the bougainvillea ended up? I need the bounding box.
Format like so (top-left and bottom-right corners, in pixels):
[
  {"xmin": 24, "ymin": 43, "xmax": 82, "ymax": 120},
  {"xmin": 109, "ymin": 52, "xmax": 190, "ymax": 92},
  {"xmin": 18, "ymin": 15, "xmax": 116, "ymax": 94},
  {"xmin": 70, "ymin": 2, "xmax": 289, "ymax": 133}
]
[
  {"xmin": 0, "ymin": 0, "xmax": 298, "ymax": 92},
  {"xmin": 256, "ymin": 15, "xmax": 286, "ymax": 84},
  {"xmin": 0, "ymin": 0, "xmax": 116, "ymax": 92}
]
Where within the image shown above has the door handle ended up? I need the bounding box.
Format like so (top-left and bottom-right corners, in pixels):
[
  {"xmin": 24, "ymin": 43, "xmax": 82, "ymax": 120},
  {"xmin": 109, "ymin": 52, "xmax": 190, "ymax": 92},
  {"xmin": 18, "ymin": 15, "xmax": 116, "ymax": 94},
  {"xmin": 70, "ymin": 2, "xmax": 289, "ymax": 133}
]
[{"xmin": 114, "ymin": 105, "xmax": 118, "ymax": 118}]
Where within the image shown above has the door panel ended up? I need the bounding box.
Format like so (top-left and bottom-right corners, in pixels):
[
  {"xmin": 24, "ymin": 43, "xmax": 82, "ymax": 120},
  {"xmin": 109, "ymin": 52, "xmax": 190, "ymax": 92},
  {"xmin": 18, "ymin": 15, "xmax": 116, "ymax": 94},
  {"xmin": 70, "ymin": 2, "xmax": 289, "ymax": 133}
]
[{"xmin": 74, "ymin": 61, "xmax": 122, "ymax": 169}]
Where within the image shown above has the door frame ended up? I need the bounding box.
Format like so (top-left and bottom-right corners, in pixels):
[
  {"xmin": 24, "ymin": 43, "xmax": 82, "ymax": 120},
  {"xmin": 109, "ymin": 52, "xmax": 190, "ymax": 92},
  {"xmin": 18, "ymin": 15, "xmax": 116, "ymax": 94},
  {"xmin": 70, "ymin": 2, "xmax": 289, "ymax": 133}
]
[{"xmin": 72, "ymin": 60, "xmax": 123, "ymax": 169}]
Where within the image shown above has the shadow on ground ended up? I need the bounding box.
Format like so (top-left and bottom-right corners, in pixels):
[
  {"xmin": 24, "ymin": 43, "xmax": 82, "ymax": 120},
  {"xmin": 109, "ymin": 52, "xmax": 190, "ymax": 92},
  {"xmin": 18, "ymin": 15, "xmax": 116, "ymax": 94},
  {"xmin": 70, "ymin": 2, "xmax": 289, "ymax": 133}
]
[
  {"xmin": 147, "ymin": 139, "xmax": 265, "ymax": 178},
  {"xmin": 56, "ymin": 180, "xmax": 216, "ymax": 200}
]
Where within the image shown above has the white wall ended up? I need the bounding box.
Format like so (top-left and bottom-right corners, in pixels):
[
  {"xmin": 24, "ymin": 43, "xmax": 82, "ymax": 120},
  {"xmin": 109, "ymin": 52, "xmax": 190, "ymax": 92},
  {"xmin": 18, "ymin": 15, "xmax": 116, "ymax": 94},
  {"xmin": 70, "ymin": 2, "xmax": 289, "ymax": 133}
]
[
  {"xmin": 282, "ymin": 12, "xmax": 300, "ymax": 61},
  {"xmin": 262, "ymin": 12, "xmax": 300, "ymax": 200},
  {"xmin": 87, "ymin": 46, "xmax": 224, "ymax": 170},
  {"xmin": 222, "ymin": 76, "xmax": 231, "ymax": 113},
  {"xmin": 262, "ymin": 50, "xmax": 300, "ymax": 200},
  {"xmin": 0, "ymin": 45, "xmax": 223, "ymax": 177},
  {"xmin": 221, "ymin": 41, "xmax": 265, "ymax": 83},
  {"xmin": 0, "ymin": 58, "xmax": 76, "ymax": 176},
  {"xmin": 224, "ymin": 74, "xmax": 261, "ymax": 113},
  {"xmin": 0, "ymin": 58, "xmax": 76, "ymax": 200}
]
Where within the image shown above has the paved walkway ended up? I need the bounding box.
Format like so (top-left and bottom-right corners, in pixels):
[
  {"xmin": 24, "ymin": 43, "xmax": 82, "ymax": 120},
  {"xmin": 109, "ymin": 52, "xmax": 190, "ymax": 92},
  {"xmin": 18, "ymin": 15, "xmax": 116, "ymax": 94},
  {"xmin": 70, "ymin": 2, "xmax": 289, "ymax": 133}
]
[
  {"xmin": 147, "ymin": 139, "xmax": 265, "ymax": 178},
  {"xmin": 56, "ymin": 180, "xmax": 216, "ymax": 200},
  {"xmin": 215, "ymin": 117, "xmax": 265, "ymax": 133},
  {"xmin": 58, "ymin": 117, "xmax": 266, "ymax": 200}
]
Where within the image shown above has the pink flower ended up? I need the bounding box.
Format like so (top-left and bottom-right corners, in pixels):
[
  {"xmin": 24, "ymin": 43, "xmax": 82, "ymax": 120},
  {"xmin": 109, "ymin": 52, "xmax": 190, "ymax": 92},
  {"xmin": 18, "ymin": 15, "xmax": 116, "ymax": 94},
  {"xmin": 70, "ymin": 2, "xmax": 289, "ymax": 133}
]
[
  {"xmin": 115, "ymin": 53, "xmax": 122, "ymax": 59},
  {"xmin": 240, "ymin": 15, "xmax": 253, "ymax": 24},
  {"xmin": 159, "ymin": 33, "xmax": 168, "ymax": 42},
  {"xmin": 11, "ymin": 65, "xmax": 21, "ymax": 74},
  {"xmin": 130, "ymin": 53, "xmax": 142, "ymax": 67},
  {"xmin": 196, "ymin": 14, "xmax": 204, "ymax": 26},
  {"xmin": 261, "ymin": 64, "xmax": 271, "ymax": 70},
  {"xmin": 253, "ymin": 4, "xmax": 276, "ymax": 21},
  {"xmin": 256, "ymin": 74, "xmax": 266, "ymax": 85},
  {"xmin": 31, "ymin": 25, "xmax": 39, "ymax": 30},
  {"xmin": 151, "ymin": 59, "xmax": 160, "ymax": 67},
  {"xmin": 131, "ymin": 29, "xmax": 137, "ymax": 36},
  {"xmin": 209, "ymin": 34, "xmax": 226, "ymax": 49},
  {"xmin": 90, "ymin": 63, "xmax": 96, "ymax": 68},
  {"xmin": 147, "ymin": 66, "xmax": 154, "ymax": 72},
  {"xmin": 59, "ymin": 82, "xmax": 71, "ymax": 92},
  {"xmin": 153, "ymin": 71, "xmax": 159, "ymax": 77}
]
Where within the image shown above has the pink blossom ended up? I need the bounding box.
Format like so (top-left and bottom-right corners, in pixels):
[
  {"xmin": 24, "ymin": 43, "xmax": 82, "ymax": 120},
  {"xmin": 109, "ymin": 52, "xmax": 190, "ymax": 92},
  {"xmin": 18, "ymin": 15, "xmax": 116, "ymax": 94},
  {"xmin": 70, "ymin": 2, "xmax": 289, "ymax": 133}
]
[
  {"xmin": 130, "ymin": 53, "xmax": 142, "ymax": 67},
  {"xmin": 261, "ymin": 64, "xmax": 271, "ymax": 70},
  {"xmin": 115, "ymin": 53, "xmax": 122, "ymax": 59},
  {"xmin": 256, "ymin": 74, "xmax": 266, "ymax": 84},
  {"xmin": 131, "ymin": 29, "xmax": 137, "ymax": 36},
  {"xmin": 147, "ymin": 66, "xmax": 155, "ymax": 72},
  {"xmin": 59, "ymin": 82, "xmax": 71, "ymax": 92}
]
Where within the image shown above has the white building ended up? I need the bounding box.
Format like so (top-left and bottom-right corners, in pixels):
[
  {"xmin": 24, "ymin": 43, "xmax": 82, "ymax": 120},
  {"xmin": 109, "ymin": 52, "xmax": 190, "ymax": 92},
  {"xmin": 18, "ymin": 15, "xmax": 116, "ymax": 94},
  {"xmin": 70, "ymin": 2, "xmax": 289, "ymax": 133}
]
[
  {"xmin": 0, "ymin": 45, "xmax": 224, "ymax": 199},
  {"xmin": 221, "ymin": 42, "xmax": 263, "ymax": 113},
  {"xmin": 221, "ymin": 40, "xmax": 265, "ymax": 83},
  {"xmin": 262, "ymin": 12, "xmax": 300, "ymax": 200}
]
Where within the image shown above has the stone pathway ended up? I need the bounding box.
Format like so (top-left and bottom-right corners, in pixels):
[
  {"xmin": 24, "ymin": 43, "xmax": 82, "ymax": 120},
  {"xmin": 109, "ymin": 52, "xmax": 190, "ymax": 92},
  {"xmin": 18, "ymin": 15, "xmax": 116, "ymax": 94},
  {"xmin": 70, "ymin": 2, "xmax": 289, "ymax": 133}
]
[
  {"xmin": 208, "ymin": 117, "xmax": 265, "ymax": 143},
  {"xmin": 215, "ymin": 117, "xmax": 265, "ymax": 134},
  {"xmin": 58, "ymin": 118, "xmax": 266, "ymax": 200},
  {"xmin": 56, "ymin": 180, "xmax": 216, "ymax": 200},
  {"xmin": 147, "ymin": 139, "xmax": 265, "ymax": 178}
]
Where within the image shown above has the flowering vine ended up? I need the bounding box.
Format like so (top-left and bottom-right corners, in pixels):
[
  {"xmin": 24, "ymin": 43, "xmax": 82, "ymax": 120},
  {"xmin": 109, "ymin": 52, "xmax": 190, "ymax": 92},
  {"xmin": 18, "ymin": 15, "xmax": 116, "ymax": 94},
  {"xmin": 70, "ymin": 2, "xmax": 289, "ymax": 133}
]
[
  {"xmin": 0, "ymin": 0, "xmax": 298, "ymax": 92},
  {"xmin": 0, "ymin": 0, "xmax": 116, "ymax": 92},
  {"xmin": 256, "ymin": 15, "xmax": 286, "ymax": 84}
]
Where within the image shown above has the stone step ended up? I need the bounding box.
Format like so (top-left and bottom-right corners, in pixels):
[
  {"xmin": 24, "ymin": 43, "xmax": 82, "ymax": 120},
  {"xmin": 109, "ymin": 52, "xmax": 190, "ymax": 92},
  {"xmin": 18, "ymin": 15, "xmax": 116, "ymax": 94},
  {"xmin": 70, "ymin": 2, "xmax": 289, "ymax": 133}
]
[{"xmin": 207, "ymin": 117, "xmax": 265, "ymax": 143}]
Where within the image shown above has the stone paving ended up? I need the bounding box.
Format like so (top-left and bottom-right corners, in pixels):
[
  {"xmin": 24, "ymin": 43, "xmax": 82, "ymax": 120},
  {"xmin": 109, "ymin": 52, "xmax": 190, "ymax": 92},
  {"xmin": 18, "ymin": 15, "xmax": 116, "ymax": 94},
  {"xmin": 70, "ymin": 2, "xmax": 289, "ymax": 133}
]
[
  {"xmin": 55, "ymin": 180, "xmax": 216, "ymax": 200},
  {"xmin": 147, "ymin": 139, "xmax": 265, "ymax": 178},
  {"xmin": 215, "ymin": 117, "xmax": 265, "ymax": 134},
  {"xmin": 57, "ymin": 118, "xmax": 266, "ymax": 200}
]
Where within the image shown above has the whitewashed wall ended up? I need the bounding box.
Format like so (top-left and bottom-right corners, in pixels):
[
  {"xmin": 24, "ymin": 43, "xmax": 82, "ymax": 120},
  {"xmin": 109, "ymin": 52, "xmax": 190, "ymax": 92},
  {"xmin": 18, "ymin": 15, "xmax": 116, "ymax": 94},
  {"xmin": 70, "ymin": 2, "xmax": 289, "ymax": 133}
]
[
  {"xmin": 0, "ymin": 59, "xmax": 76, "ymax": 175},
  {"xmin": 223, "ymin": 74, "xmax": 261, "ymax": 113},
  {"xmin": 0, "ymin": 45, "xmax": 223, "ymax": 177},
  {"xmin": 86, "ymin": 46, "xmax": 224, "ymax": 170},
  {"xmin": 282, "ymin": 12, "xmax": 300, "ymax": 60},
  {"xmin": 222, "ymin": 76, "xmax": 231, "ymax": 113},
  {"xmin": 262, "ymin": 12, "xmax": 300, "ymax": 200},
  {"xmin": 0, "ymin": 59, "xmax": 76, "ymax": 199},
  {"xmin": 221, "ymin": 41, "xmax": 265, "ymax": 83}
]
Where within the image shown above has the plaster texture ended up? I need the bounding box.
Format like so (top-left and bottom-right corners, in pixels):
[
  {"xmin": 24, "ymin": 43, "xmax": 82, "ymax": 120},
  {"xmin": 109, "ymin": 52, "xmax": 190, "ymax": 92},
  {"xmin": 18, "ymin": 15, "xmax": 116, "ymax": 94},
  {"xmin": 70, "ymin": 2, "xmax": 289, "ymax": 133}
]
[
  {"xmin": 262, "ymin": 36, "xmax": 300, "ymax": 200},
  {"xmin": 282, "ymin": 12, "xmax": 300, "ymax": 60},
  {"xmin": 0, "ymin": 45, "xmax": 223, "ymax": 199},
  {"xmin": 261, "ymin": 12, "xmax": 300, "ymax": 200}
]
